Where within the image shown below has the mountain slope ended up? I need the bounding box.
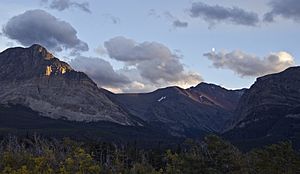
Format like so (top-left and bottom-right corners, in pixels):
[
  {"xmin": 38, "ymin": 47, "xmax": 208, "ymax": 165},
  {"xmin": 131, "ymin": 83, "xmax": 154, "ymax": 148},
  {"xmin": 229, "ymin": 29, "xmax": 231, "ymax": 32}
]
[
  {"xmin": 0, "ymin": 44, "xmax": 137, "ymax": 125},
  {"xmin": 109, "ymin": 83, "xmax": 244, "ymax": 136},
  {"xmin": 0, "ymin": 104, "xmax": 176, "ymax": 145},
  {"xmin": 225, "ymin": 66, "xmax": 300, "ymax": 149}
]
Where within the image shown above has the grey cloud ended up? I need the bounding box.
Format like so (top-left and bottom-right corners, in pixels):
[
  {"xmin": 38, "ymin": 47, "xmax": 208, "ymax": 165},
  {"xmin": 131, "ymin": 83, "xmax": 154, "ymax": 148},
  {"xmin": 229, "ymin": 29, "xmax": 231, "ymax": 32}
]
[
  {"xmin": 204, "ymin": 50, "xmax": 295, "ymax": 77},
  {"xmin": 70, "ymin": 56, "xmax": 131, "ymax": 88},
  {"xmin": 264, "ymin": 0, "xmax": 300, "ymax": 22},
  {"xmin": 149, "ymin": 10, "xmax": 188, "ymax": 28},
  {"xmin": 189, "ymin": 2, "xmax": 259, "ymax": 26},
  {"xmin": 164, "ymin": 12, "xmax": 189, "ymax": 29},
  {"xmin": 148, "ymin": 9, "xmax": 161, "ymax": 18},
  {"xmin": 2, "ymin": 9, "xmax": 88, "ymax": 53},
  {"xmin": 105, "ymin": 36, "xmax": 181, "ymax": 64},
  {"xmin": 116, "ymin": 68, "xmax": 155, "ymax": 93},
  {"xmin": 94, "ymin": 45, "xmax": 107, "ymax": 56},
  {"xmin": 42, "ymin": 0, "xmax": 91, "ymax": 13},
  {"xmin": 173, "ymin": 20, "xmax": 188, "ymax": 28},
  {"xmin": 104, "ymin": 36, "xmax": 202, "ymax": 85},
  {"xmin": 103, "ymin": 14, "xmax": 120, "ymax": 24}
]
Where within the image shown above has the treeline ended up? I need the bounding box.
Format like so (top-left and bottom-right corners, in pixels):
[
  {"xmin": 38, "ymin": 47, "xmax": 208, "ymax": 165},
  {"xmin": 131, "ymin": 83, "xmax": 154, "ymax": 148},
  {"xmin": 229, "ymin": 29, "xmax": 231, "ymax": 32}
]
[{"xmin": 0, "ymin": 135, "xmax": 299, "ymax": 174}]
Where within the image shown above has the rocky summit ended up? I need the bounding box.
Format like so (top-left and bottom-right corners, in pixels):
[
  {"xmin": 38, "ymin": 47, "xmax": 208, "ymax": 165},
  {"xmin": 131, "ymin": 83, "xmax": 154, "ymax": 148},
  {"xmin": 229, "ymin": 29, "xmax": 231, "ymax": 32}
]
[{"xmin": 0, "ymin": 44, "xmax": 136, "ymax": 125}]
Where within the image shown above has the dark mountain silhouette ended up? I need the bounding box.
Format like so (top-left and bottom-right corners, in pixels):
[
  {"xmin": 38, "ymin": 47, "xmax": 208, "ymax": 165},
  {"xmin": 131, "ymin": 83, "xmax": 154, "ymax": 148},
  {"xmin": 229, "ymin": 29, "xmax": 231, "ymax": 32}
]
[{"xmin": 225, "ymin": 67, "xmax": 300, "ymax": 150}]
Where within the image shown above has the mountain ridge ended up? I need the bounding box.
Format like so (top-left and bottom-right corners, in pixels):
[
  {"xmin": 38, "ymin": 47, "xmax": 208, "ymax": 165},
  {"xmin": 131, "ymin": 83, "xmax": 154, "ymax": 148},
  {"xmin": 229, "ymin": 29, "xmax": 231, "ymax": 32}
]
[
  {"xmin": 0, "ymin": 44, "xmax": 138, "ymax": 125},
  {"xmin": 1, "ymin": 44, "xmax": 300, "ymax": 148},
  {"xmin": 0, "ymin": 44, "xmax": 246, "ymax": 137},
  {"xmin": 110, "ymin": 82, "xmax": 244, "ymax": 135}
]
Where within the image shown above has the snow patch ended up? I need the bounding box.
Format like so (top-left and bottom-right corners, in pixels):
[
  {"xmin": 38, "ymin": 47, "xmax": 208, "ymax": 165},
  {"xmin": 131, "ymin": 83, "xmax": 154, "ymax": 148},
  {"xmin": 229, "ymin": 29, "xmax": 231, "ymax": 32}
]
[
  {"xmin": 199, "ymin": 95, "xmax": 204, "ymax": 102},
  {"xmin": 157, "ymin": 96, "xmax": 167, "ymax": 102}
]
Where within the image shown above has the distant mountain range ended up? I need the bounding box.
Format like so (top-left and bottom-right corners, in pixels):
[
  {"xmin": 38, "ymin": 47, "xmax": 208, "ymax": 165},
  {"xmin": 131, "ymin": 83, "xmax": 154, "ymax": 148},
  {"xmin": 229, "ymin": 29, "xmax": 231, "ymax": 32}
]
[
  {"xmin": 109, "ymin": 83, "xmax": 244, "ymax": 136},
  {"xmin": 0, "ymin": 44, "xmax": 299, "ymax": 149}
]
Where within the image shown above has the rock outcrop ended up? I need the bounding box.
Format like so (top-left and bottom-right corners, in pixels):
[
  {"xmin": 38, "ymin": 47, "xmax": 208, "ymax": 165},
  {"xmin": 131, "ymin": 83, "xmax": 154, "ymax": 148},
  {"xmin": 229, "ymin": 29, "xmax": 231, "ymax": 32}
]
[{"xmin": 0, "ymin": 44, "xmax": 136, "ymax": 125}]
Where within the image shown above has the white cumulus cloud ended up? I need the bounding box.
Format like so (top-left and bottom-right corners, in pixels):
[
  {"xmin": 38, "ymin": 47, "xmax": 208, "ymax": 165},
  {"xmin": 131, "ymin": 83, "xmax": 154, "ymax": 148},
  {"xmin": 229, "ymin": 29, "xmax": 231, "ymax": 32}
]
[{"xmin": 204, "ymin": 50, "xmax": 295, "ymax": 77}]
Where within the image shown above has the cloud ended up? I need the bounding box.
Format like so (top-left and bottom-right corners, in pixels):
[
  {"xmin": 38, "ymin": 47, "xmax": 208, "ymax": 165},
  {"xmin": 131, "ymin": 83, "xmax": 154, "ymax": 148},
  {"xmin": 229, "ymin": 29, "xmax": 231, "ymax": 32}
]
[
  {"xmin": 113, "ymin": 68, "xmax": 153, "ymax": 93},
  {"xmin": 148, "ymin": 9, "xmax": 161, "ymax": 18},
  {"xmin": 204, "ymin": 50, "xmax": 295, "ymax": 77},
  {"xmin": 164, "ymin": 12, "xmax": 189, "ymax": 29},
  {"xmin": 103, "ymin": 14, "xmax": 120, "ymax": 24},
  {"xmin": 94, "ymin": 45, "xmax": 107, "ymax": 56},
  {"xmin": 42, "ymin": 0, "xmax": 91, "ymax": 13},
  {"xmin": 189, "ymin": 2, "xmax": 259, "ymax": 27},
  {"xmin": 104, "ymin": 36, "xmax": 202, "ymax": 87},
  {"xmin": 173, "ymin": 20, "xmax": 188, "ymax": 28},
  {"xmin": 69, "ymin": 56, "xmax": 167, "ymax": 93},
  {"xmin": 149, "ymin": 10, "xmax": 188, "ymax": 29},
  {"xmin": 264, "ymin": 0, "xmax": 300, "ymax": 22},
  {"xmin": 70, "ymin": 56, "xmax": 154, "ymax": 93},
  {"xmin": 70, "ymin": 56, "xmax": 131, "ymax": 88},
  {"xmin": 2, "ymin": 9, "xmax": 88, "ymax": 53}
]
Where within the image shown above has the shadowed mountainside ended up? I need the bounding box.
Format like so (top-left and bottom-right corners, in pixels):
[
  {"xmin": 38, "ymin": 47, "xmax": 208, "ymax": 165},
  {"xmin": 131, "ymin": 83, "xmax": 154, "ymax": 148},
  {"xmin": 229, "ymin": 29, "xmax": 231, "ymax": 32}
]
[
  {"xmin": 225, "ymin": 66, "xmax": 300, "ymax": 150},
  {"xmin": 109, "ymin": 83, "xmax": 245, "ymax": 136}
]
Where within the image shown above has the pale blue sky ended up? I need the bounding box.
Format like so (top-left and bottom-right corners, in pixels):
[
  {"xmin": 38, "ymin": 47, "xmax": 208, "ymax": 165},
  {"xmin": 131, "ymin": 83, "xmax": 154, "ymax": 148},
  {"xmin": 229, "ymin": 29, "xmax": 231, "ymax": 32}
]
[{"xmin": 0, "ymin": 0, "xmax": 299, "ymax": 92}]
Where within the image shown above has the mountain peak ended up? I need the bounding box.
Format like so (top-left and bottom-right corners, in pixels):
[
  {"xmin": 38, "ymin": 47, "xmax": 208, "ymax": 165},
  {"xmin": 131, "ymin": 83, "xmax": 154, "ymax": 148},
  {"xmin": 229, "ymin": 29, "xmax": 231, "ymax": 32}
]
[
  {"xmin": 28, "ymin": 44, "xmax": 54, "ymax": 60},
  {"xmin": 194, "ymin": 82, "xmax": 224, "ymax": 91},
  {"xmin": 29, "ymin": 43, "xmax": 46, "ymax": 50},
  {"xmin": 0, "ymin": 45, "xmax": 77, "ymax": 81},
  {"xmin": 0, "ymin": 45, "xmax": 134, "ymax": 125}
]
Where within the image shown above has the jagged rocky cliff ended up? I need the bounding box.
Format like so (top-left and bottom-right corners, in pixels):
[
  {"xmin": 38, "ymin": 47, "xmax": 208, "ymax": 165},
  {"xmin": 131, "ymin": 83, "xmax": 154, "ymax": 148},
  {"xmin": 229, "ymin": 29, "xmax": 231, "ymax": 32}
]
[{"xmin": 0, "ymin": 44, "xmax": 136, "ymax": 125}]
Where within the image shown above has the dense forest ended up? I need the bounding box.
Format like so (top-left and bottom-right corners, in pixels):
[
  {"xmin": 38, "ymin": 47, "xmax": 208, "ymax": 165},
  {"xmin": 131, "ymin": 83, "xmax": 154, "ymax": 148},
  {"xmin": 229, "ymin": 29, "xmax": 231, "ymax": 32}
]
[{"xmin": 0, "ymin": 134, "xmax": 299, "ymax": 174}]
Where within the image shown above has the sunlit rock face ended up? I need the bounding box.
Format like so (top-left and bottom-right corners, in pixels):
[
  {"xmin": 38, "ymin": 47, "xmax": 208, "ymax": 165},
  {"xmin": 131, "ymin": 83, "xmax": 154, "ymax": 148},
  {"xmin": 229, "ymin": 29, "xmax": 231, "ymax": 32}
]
[
  {"xmin": 0, "ymin": 44, "xmax": 73, "ymax": 80},
  {"xmin": 0, "ymin": 44, "xmax": 137, "ymax": 125}
]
